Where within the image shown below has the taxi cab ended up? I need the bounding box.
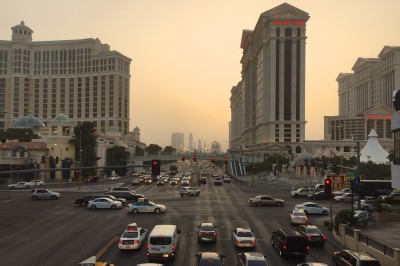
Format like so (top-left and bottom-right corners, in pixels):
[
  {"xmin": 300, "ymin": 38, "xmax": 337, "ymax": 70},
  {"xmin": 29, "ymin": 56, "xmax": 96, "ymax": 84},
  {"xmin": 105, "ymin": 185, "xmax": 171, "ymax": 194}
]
[{"xmin": 118, "ymin": 223, "xmax": 148, "ymax": 250}]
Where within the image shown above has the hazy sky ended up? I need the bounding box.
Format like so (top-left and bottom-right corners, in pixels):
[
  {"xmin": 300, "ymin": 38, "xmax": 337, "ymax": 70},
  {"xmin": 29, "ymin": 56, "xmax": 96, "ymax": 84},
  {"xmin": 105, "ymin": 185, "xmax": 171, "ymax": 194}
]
[{"xmin": 1, "ymin": 0, "xmax": 400, "ymax": 150}]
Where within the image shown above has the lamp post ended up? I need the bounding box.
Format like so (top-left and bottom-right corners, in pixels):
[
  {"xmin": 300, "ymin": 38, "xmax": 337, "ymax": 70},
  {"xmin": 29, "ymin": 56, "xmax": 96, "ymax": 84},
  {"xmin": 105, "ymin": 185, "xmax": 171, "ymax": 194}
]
[{"xmin": 78, "ymin": 130, "xmax": 82, "ymax": 190}]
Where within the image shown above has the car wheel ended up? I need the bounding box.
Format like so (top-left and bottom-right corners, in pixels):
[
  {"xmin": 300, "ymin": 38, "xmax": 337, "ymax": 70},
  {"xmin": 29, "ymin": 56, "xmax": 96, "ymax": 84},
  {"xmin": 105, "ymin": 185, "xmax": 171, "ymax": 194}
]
[
  {"xmin": 111, "ymin": 205, "xmax": 117, "ymax": 210},
  {"xmin": 32, "ymin": 195, "xmax": 38, "ymax": 200},
  {"xmin": 132, "ymin": 208, "xmax": 139, "ymax": 214},
  {"xmin": 51, "ymin": 195, "xmax": 57, "ymax": 200},
  {"xmin": 90, "ymin": 205, "xmax": 97, "ymax": 210},
  {"xmin": 303, "ymin": 210, "xmax": 308, "ymax": 215},
  {"xmin": 154, "ymin": 208, "xmax": 161, "ymax": 214},
  {"xmin": 256, "ymin": 202, "xmax": 262, "ymax": 207},
  {"xmin": 276, "ymin": 202, "xmax": 282, "ymax": 207},
  {"xmin": 293, "ymin": 194, "xmax": 298, "ymax": 198},
  {"xmin": 363, "ymin": 206, "xmax": 369, "ymax": 211},
  {"xmin": 322, "ymin": 210, "xmax": 328, "ymax": 215}
]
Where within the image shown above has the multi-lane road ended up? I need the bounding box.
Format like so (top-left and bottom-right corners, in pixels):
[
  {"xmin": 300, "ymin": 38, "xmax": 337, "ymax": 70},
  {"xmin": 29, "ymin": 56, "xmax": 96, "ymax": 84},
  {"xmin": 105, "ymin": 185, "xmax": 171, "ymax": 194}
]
[{"xmin": 0, "ymin": 166, "xmax": 349, "ymax": 266}]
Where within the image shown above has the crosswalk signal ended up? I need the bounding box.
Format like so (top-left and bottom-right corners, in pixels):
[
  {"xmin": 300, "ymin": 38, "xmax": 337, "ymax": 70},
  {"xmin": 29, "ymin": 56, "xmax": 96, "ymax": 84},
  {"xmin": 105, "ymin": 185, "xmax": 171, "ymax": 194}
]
[
  {"xmin": 152, "ymin": 159, "xmax": 161, "ymax": 176},
  {"xmin": 324, "ymin": 178, "xmax": 332, "ymax": 199}
]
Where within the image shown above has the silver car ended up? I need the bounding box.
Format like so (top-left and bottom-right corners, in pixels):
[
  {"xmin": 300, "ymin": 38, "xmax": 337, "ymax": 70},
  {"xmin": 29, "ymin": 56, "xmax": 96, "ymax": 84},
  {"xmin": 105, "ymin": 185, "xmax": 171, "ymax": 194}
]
[
  {"xmin": 127, "ymin": 200, "xmax": 166, "ymax": 214},
  {"xmin": 333, "ymin": 193, "xmax": 359, "ymax": 203},
  {"xmin": 31, "ymin": 189, "xmax": 60, "ymax": 200},
  {"xmin": 8, "ymin": 182, "xmax": 32, "ymax": 189}
]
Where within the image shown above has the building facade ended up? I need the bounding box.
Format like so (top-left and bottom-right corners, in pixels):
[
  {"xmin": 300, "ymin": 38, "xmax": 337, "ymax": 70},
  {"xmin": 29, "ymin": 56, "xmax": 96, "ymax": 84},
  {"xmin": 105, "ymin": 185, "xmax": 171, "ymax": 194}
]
[
  {"xmin": 171, "ymin": 132, "xmax": 184, "ymax": 151},
  {"xmin": 325, "ymin": 46, "xmax": 400, "ymax": 141},
  {"xmin": 230, "ymin": 3, "xmax": 309, "ymax": 155},
  {"xmin": 0, "ymin": 21, "xmax": 131, "ymax": 135}
]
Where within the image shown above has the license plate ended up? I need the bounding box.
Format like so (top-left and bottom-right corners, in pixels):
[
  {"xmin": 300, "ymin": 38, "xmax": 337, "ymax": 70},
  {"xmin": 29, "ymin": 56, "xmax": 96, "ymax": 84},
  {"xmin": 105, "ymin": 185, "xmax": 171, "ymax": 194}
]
[
  {"xmin": 152, "ymin": 248, "xmax": 160, "ymax": 251},
  {"xmin": 124, "ymin": 245, "xmax": 131, "ymax": 248}
]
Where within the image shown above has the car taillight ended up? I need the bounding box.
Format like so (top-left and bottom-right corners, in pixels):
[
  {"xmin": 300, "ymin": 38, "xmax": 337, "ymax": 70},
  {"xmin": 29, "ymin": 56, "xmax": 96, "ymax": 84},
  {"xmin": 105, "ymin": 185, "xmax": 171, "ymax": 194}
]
[
  {"xmin": 322, "ymin": 235, "xmax": 326, "ymax": 240},
  {"xmin": 307, "ymin": 235, "xmax": 311, "ymax": 239},
  {"xmin": 146, "ymin": 244, "xmax": 150, "ymax": 249},
  {"xmin": 135, "ymin": 240, "xmax": 139, "ymax": 244},
  {"xmin": 236, "ymin": 240, "xmax": 241, "ymax": 243},
  {"xmin": 307, "ymin": 246, "xmax": 310, "ymax": 250},
  {"xmin": 118, "ymin": 239, "xmax": 122, "ymax": 244},
  {"xmin": 251, "ymin": 240, "xmax": 255, "ymax": 244},
  {"xmin": 171, "ymin": 244, "xmax": 175, "ymax": 250},
  {"xmin": 283, "ymin": 245, "xmax": 287, "ymax": 250},
  {"xmin": 198, "ymin": 232, "xmax": 201, "ymax": 236}
]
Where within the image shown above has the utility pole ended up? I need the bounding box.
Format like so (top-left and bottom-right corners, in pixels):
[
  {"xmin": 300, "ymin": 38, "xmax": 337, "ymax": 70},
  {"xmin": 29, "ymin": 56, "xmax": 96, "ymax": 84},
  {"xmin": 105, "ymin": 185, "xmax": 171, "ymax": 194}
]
[{"xmin": 355, "ymin": 141, "xmax": 361, "ymax": 210}]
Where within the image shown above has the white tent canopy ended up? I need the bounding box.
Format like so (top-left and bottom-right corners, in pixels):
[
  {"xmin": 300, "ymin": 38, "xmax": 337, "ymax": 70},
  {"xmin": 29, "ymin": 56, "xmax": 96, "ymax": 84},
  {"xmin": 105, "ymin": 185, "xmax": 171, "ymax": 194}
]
[{"xmin": 360, "ymin": 129, "xmax": 389, "ymax": 164}]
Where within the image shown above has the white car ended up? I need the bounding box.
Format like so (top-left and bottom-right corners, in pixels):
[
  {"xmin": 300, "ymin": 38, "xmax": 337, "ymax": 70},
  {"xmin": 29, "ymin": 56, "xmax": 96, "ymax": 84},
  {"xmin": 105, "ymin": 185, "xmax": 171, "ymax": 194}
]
[
  {"xmin": 127, "ymin": 200, "xmax": 166, "ymax": 214},
  {"xmin": 223, "ymin": 176, "xmax": 231, "ymax": 183},
  {"xmin": 181, "ymin": 177, "xmax": 190, "ymax": 186},
  {"xmin": 107, "ymin": 175, "xmax": 120, "ymax": 181},
  {"xmin": 87, "ymin": 197, "xmax": 122, "ymax": 210},
  {"xmin": 295, "ymin": 202, "xmax": 329, "ymax": 215},
  {"xmin": 332, "ymin": 188, "xmax": 352, "ymax": 197},
  {"xmin": 27, "ymin": 180, "xmax": 45, "ymax": 187},
  {"xmin": 290, "ymin": 188, "xmax": 314, "ymax": 198},
  {"xmin": 353, "ymin": 199, "xmax": 391, "ymax": 211},
  {"xmin": 8, "ymin": 182, "xmax": 32, "ymax": 189},
  {"xmin": 333, "ymin": 193, "xmax": 359, "ymax": 203},
  {"xmin": 118, "ymin": 223, "xmax": 148, "ymax": 250},
  {"xmin": 237, "ymin": 252, "xmax": 268, "ymax": 266},
  {"xmin": 232, "ymin": 228, "xmax": 256, "ymax": 248}
]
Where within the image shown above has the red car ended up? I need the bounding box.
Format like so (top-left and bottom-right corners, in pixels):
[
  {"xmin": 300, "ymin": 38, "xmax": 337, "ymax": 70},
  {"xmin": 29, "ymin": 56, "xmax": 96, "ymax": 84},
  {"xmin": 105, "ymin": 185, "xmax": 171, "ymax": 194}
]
[{"xmin": 85, "ymin": 176, "xmax": 99, "ymax": 183}]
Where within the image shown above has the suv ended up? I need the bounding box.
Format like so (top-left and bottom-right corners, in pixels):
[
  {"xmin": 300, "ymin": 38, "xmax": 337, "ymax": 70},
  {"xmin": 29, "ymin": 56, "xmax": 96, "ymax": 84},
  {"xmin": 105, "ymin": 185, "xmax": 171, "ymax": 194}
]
[
  {"xmin": 333, "ymin": 250, "xmax": 381, "ymax": 266},
  {"xmin": 180, "ymin": 187, "xmax": 200, "ymax": 197},
  {"xmin": 105, "ymin": 191, "xmax": 144, "ymax": 201},
  {"xmin": 31, "ymin": 189, "xmax": 61, "ymax": 200},
  {"xmin": 237, "ymin": 252, "xmax": 268, "ymax": 266},
  {"xmin": 271, "ymin": 228, "xmax": 309, "ymax": 258}
]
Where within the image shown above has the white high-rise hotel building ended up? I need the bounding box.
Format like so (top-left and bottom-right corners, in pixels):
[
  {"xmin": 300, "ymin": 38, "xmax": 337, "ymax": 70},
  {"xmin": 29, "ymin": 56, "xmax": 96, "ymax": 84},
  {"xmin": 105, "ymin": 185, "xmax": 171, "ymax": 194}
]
[
  {"xmin": 0, "ymin": 21, "xmax": 131, "ymax": 134},
  {"xmin": 230, "ymin": 3, "xmax": 309, "ymax": 154}
]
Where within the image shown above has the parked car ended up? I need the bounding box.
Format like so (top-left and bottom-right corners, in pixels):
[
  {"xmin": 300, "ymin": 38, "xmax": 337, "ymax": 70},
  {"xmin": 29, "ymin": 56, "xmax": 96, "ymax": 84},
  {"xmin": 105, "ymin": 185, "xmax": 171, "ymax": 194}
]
[
  {"xmin": 332, "ymin": 250, "xmax": 381, "ymax": 266},
  {"xmin": 289, "ymin": 209, "xmax": 308, "ymax": 225},
  {"xmin": 105, "ymin": 191, "xmax": 144, "ymax": 202},
  {"xmin": 195, "ymin": 252, "xmax": 225, "ymax": 266},
  {"xmin": 85, "ymin": 176, "xmax": 99, "ymax": 183},
  {"xmin": 214, "ymin": 177, "xmax": 223, "ymax": 185},
  {"xmin": 180, "ymin": 187, "xmax": 200, "ymax": 197},
  {"xmin": 271, "ymin": 228, "xmax": 309, "ymax": 258},
  {"xmin": 197, "ymin": 222, "xmax": 217, "ymax": 243},
  {"xmin": 87, "ymin": 197, "xmax": 122, "ymax": 210},
  {"xmin": 290, "ymin": 188, "xmax": 314, "ymax": 198},
  {"xmin": 8, "ymin": 182, "xmax": 32, "ymax": 189},
  {"xmin": 237, "ymin": 252, "xmax": 268, "ymax": 266},
  {"xmin": 118, "ymin": 223, "xmax": 148, "ymax": 250},
  {"xmin": 248, "ymin": 195, "xmax": 285, "ymax": 207},
  {"xmin": 295, "ymin": 225, "xmax": 326, "ymax": 246},
  {"xmin": 294, "ymin": 202, "xmax": 329, "ymax": 215},
  {"xmin": 232, "ymin": 228, "xmax": 256, "ymax": 249},
  {"xmin": 127, "ymin": 200, "xmax": 166, "ymax": 214},
  {"xmin": 31, "ymin": 189, "xmax": 61, "ymax": 200},
  {"xmin": 333, "ymin": 192, "xmax": 359, "ymax": 203}
]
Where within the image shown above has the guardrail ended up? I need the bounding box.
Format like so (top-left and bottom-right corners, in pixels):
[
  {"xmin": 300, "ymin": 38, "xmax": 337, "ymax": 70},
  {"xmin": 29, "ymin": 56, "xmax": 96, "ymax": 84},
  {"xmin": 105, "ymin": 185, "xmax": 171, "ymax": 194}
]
[{"xmin": 359, "ymin": 233, "xmax": 395, "ymax": 257}]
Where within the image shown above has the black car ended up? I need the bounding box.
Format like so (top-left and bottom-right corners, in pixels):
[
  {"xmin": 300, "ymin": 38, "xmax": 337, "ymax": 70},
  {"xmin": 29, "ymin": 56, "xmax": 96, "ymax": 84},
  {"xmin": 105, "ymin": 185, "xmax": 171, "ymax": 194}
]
[
  {"xmin": 197, "ymin": 222, "xmax": 217, "ymax": 243},
  {"xmin": 74, "ymin": 194, "xmax": 127, "ymax": 206},
  {"xmin": 307, "ymin": 190, "xmax": 328, "ymax": 200},
  {"xmin": 271, "ymin": 228, "xmax": 309, "ymax": 258},
  {"xmin": 195, "ymin": 252, "xmax": 225, "ymax": 266},
  {"xmin": 105, "ymin": 191, "xmax": 144, "ymax": 201},
  {"xmin": 295, "ymin": 225, "xmax": 326, "ymax": 246}
]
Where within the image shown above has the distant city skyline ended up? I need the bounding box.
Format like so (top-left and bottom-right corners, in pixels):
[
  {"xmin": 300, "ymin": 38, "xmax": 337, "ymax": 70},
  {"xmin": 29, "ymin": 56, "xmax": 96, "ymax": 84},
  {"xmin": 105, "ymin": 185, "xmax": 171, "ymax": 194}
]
[{"xmin": 2, "ymin": 1, "xmax": 400, "ymax": 147}]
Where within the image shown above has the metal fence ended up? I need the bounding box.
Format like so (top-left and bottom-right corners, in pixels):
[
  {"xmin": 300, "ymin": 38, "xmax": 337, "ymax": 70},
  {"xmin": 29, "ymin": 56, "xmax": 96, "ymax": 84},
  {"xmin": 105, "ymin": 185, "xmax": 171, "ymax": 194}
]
[
  {"xmin": 359, "ymin": 233, "xmax": 395, "ymax": 257},
  {"xmin": 345, "ymin": 226, "xmax": 354, "ymax": 237}
]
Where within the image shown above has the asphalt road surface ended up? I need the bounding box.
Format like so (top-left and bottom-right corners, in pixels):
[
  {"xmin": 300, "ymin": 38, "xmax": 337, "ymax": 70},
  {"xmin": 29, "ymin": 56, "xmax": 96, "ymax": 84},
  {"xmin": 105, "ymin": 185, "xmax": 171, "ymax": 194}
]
[{"xmin": 0, "ymin": 172, "xmax": 346, "ymax": 266}]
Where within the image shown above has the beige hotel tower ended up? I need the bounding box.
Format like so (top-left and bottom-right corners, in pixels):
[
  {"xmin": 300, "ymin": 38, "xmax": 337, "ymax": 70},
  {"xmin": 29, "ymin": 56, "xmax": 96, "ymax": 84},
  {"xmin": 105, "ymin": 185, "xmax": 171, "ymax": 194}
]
[{"xmin": 0, "ymin": 21, "xmax": 131, "ymax": 134}]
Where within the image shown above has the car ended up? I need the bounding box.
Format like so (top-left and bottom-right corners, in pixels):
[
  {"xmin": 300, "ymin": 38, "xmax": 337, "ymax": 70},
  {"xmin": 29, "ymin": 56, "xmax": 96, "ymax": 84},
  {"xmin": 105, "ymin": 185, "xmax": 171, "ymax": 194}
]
[
  {"xmin": 31, "ymin": 189, "xmax": 61, "ymax": 200},
  {"xmin": 353, "ymin": 199, "xmax": 391, "ymax": 211},
  {"xmin": 332, "ymin": 250, "xmax": 381, "ymax": 266},
  {"xmin": 223, "ymin": 176, "xmax": 231, "ymax": 183},
  {"xmin": 195, "ymin": 252, "xmax": 225, "ymax": 266},
  {"xmin": 289, "ymin": 209, "xmax": 308, "ymax": 225},
  {"xmin": 214, "ymin": 177, "xmax": 223, "ymax": 185},
  {"xmin": 333, "ymin": 192, "xmax": 359, "ymax": 203},
  {"xmin": 271, "ymin": 228, "xmax": 309, "ymax": 258},
  {"xmin": 296, "ymin": 263, "xmax": 328, "ymax": 266},
  {"xmin": 290, "ymin": 188, "xmax": 314, "ymax": 198},
  {"xmin": 87, "ymin": 197, "xmax": 122, "ymax": 210},
  {"xmin": 295, "ymin": 225, "xmax": 326, "ymax": 246},
  {"xmin": 200, "ymin": 176, "xmax": 207, "ymax": 184},
  {"xmin": 27, "ymin": 180, "xmax": 45, "ymax": 187},
  {"xmin": 314, "ymin": 184, "xmax": 325, "ymax": 191},
  {"xmin": 332, "ymin": 188, "xmax": 352, "ymax": 197},
  {"xmin": 131, "ymin": 178, "xmax": 141, "ymax": 186},
  {"xmin": 248, "ymin": 195, "xmax": 285, "ymax": 207},
  {"xmin": 8, "ymin": 182, "xmax": 32, "ymax": 189},
  {"xmin": 180, "ymin": 186, "xmax": 200, "ymax": 197},
  {"xmin": 156, "ymin": 180, "xmax": 165, "ymax": 186},
  {"xmin": 169, "ymin": 178, "xmax": 179, "ymax": 185},
  {"xmin": 74, "ymin": 194, "xmax": 127, "ymax": 206},
  {"xmin": 107, "ymin": 175, "xmax": 120, "ymax": 181},
  {"xmin": 118, "ymin": 223, "xmax": 148, "ymax": 250},
  {"xmin": 197, "ymin": 222, "xmax": 217, "ymax": 243},
  {"xmin": 85, "ymin": 176, "xmax": 99, "ymax": 183},
  {"xmin": 105, "ymin": 191, "xmax": 144, "ymax": 201},
  {"xmin": 307, "ymin": 190, "xmax": 328, "ymax": 200},
  {"xmin": 107, "ymin": 187, "xmax": 136, "ymax": 193},
  {"xmin": 127, "ymin": 200, "xmax": 166, "ymax": 214},
  {"xmin": 237, "ymin": 252, "xmax": 269, "ymax": 266},
  {"xmin": 144, "ymin": 178, "xmax": 153, "ymax": 185},
  {"xmin": 232, "ymin": 228, "xmax": 256, "ymax": 249},
  {"xmin": 379, "ymin": 191, "xmax": 400, "ymax": 203},
  {"xmin": 180, "ymin": 177, "xmax": 191, "ymax": 186},
  {"xmin": 295, "ymin": 202, "xmax": 329, "ymax": 215}
]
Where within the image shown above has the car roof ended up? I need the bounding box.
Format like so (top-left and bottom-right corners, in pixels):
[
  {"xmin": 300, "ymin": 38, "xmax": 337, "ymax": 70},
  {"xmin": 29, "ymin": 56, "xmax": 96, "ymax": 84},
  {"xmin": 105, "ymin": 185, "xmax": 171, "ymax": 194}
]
[
  {"xmin": 343, "ymin": 250, "xmax": 379, "ymax": 260},
  {"xmin": 199, "ymin": 252, "xmax": 222, "ymax": 260},
  {"xmin": 200, "ymin": 222, "xmax": 215, "ymax": 227},
  {"xmin": 235, "ymin": 227, "xmax": 252, "ymax": 232},
  {"xmin": 241, "ymin": 252, "xmax": 266, "ymax": 261}
]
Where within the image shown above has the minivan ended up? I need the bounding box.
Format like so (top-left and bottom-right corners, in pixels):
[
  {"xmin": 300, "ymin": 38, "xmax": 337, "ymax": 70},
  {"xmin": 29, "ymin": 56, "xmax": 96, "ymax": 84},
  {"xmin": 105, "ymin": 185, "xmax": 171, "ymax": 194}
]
[
  {"xmin": 271, "ymin": 228, "xmax": 309, "ymax": 258},
  {"xmin": 147, "ymin": 225, "xmax": 180, "ymax": 261}
]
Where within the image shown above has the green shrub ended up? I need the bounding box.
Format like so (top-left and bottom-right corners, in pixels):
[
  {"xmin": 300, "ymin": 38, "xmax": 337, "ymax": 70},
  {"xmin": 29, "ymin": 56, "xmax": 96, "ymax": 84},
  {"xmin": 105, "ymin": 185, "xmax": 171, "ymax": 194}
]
[{"xmin": 334, "ymin": 209, "xmax": 357, "ymax": 231}]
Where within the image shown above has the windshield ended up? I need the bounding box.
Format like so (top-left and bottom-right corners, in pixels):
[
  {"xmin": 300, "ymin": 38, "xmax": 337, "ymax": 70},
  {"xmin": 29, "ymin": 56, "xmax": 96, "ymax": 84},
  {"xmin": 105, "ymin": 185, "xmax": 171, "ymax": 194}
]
[
  {"xmin": 122, "ymin": 232, "xmax": 138, "ymax": 238},
  {"xmin": 200, "ymin": 226, "xmax": 215, "ymax": 231},
  {"xmin": 237, "ymin": 232, "xmax": 253, "ymax": 237},
  {"xmin": 306, "ymin": 228, "xmax": 322, "ymax": 234}
]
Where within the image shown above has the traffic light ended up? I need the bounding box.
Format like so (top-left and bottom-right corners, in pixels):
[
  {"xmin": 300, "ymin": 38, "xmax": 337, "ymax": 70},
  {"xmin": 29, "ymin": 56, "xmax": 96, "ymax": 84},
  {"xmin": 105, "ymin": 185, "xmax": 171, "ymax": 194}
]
[
  {"xmin": 151, "ymin": 159, "xmax": 161, "ymax": 176},
  {"xmin": 324, "ymin": 178, "xmax": 332, "ymax": 199},
  {"xmin": 211, "ymin": 157, "xmax": 215, "ymax": 163},
  {"xmin": 182, "ymin": 156, "xmax": 185, "ymax": 161},
  {"xmin": 193, "ymin": 155, "xmax": 197, "ymax": 162},
  {"xmin": 56, "ymin": 156, "xmax": 60, "ymax": 164},
  {"xmin": 41, "ymin": 155, "xmax": 45, "ymax": 164},
  {"xmin": 74, "ymin": 169, "xmax": 80, "ymax": 177}
]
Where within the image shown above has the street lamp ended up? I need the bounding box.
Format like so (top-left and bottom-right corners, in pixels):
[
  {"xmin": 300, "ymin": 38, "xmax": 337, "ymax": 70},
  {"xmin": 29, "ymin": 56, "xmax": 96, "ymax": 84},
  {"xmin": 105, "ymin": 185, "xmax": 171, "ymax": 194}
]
[{"xmin": 78, "ymin": 130, "xmax": 83, "ymax": 190}]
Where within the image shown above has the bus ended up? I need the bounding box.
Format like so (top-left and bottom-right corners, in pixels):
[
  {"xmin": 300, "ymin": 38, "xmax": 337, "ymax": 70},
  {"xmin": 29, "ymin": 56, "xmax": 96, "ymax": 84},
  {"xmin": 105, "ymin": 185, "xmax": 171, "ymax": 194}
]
[{"xmin": 357, "ymin": 179, "xmax": 393, "ymax": 198}]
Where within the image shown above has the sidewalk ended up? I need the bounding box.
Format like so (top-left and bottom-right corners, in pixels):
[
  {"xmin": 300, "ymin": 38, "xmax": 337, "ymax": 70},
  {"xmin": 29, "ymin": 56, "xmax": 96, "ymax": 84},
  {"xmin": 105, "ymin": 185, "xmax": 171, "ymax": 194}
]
[{"xmin": 360, "ymin": 221, "xmax": 400, "ymax": 248}]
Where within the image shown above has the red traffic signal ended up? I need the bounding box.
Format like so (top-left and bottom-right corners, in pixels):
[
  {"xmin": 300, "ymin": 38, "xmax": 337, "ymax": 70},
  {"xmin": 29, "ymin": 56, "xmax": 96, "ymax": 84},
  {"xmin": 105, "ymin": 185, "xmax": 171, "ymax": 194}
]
[
  {"xmin": 153, "ymin": 161, "xmax": 158, "ymax": 166},
  {"xmin": 324, "ymin": 179, "xmax": 331, "ymax": 185}
]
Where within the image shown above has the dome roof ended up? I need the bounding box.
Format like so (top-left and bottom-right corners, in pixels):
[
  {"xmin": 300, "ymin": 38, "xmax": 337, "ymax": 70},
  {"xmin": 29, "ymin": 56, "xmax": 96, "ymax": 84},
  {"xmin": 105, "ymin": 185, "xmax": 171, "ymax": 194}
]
[
  {"xmin": 13, "ymin": 114, "xmax": 46, "ymax": 129},
  {"xmin": 53, "ymin": 113, "xmax": 70, "ymax": 122}
]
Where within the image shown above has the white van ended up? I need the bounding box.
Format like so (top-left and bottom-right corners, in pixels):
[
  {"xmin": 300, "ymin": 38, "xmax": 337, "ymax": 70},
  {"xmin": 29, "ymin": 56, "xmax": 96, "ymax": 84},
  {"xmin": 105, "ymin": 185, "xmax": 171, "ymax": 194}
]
[{"xmin": 146, "ymin": 224, "xmax": 180, "ymax": 261}]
